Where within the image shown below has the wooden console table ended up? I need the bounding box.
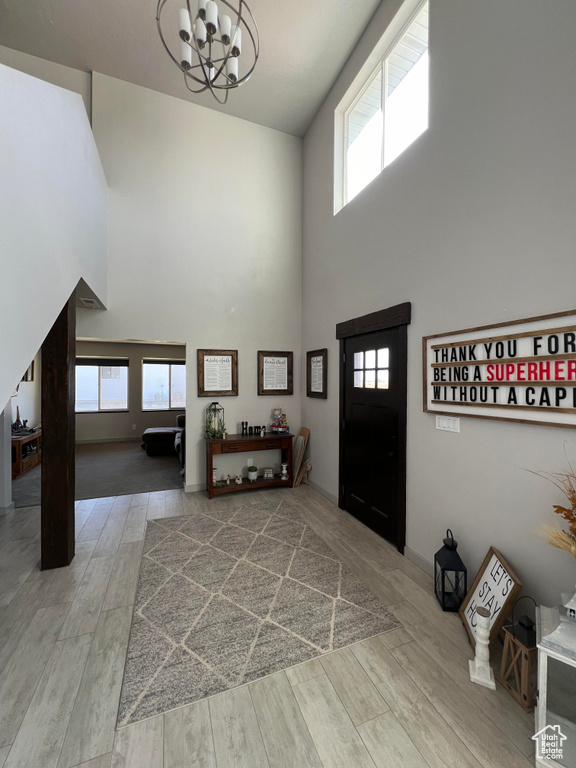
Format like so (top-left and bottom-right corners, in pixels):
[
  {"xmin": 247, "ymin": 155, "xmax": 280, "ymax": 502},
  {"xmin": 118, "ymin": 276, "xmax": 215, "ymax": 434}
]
[
  {"xmin": 12, "ymin": 429, "xmax": 42, "ymax": 480},
  {"xmin": 205, "ymin": 433, "xmax": 293, "ymax": 499}
]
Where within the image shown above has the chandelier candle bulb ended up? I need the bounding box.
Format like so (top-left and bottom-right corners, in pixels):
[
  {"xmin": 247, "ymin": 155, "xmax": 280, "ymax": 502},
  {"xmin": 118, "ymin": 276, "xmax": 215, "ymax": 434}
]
[
  {"xmin": 226, "ymin": 56, "xmax": 238, "ymax": 82},
  {"xmin": 194, "ymin": 18, "xmax": 207, "ymax": 47},
  {"xmin": 205, "ymin": 0, "xmax": 218, "ymax": 35},
  {"xmin": 179, "ymin": 9, "xmax": 191, "ymax": 40},
  {"xmin": 180, "ymin": 41, "xmax": 192, "ymax": 69},
  {"xmin": 198, "ymin": 0, "xmax": 207, "ymax": 19},
  {"xmin": 220, "ymin": 14, "xmax": 231, "ymax": 44},
  {"xmin": 231, "ymin": 24, "xmax": 241, "ymax": 56}
]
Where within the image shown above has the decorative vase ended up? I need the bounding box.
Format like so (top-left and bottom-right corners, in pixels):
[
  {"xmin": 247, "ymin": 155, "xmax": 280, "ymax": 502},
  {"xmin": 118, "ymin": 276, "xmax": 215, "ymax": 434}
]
[{"xmin": 248, "ymin": 469, "xmax": 258, "ymax": 482}]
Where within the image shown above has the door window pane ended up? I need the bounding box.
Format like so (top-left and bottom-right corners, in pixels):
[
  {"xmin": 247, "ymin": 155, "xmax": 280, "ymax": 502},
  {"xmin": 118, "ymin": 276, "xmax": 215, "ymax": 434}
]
[
  {"xmin": 143, "ymin": 364, "xmax": 170, "ymax": 410},
  {"xmin": 378, "ymin": 348, "xmax": 389, "ymax": 367},
  {"xmin": 354, "ymin": 352, "xmax": 364, "ymax": 369},
  {"xmin": 100, "ymin": 367, "xmax": 128, "ymax": 409},
  {"xmin": 75, "ymin": 366, "xmax": 98, "ymax": 411},
  {"xmin": 377, "ymin": 369, "xmax": 390, "ymax": 389},
  {"xmin": 365, "ymin": 350, "xmax": 376, "ymax": 368},
  {"xmin": 365, "ymin": 369, "xmax": 376, "ymax": 388},
  {"xmin": 354, "ymin": 371, "xmax": 364, "ymax": 388}
]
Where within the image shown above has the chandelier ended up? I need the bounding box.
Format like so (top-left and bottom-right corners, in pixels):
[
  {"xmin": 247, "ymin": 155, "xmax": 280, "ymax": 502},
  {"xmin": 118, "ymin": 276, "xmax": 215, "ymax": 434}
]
[{"xmin": 156, "ymin": 0, "xmax": 259, "ymax": 104}]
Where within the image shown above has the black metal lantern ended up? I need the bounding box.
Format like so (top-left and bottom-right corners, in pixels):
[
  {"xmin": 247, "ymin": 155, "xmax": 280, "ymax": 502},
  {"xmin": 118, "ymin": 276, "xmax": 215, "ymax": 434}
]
[
  {"xmin": 434, "ymin": 529, "xmax": 467, "ymax": 612},
  {"xmin": 205, "ymin": 402, "xmax": 225, "ymax": 439}
]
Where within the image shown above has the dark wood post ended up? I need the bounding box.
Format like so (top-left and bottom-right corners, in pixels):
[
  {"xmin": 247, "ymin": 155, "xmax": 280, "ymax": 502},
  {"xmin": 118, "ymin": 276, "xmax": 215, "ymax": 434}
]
[{"xmin": 41, "ymin": 297, "xmax": 76, "ymax": 569}]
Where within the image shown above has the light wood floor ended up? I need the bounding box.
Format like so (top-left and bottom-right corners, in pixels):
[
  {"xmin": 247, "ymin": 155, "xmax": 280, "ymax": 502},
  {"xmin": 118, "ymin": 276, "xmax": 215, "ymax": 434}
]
[{"xmin": 0, "ymin": 485, "xmax": 535, "ymax": 768}]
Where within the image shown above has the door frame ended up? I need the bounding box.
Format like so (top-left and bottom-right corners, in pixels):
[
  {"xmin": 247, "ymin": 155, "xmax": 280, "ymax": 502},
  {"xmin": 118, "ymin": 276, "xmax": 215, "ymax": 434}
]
[{"xmin": 336, "ymin": 302, "xmax": 411, "ymax": 554}]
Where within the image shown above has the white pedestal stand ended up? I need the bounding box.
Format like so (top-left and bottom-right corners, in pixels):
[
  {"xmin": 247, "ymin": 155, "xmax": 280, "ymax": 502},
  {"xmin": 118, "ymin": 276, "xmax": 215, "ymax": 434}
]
[{"xmin": 469, "ymin": 606, "xmax": 496, "ymax": 689}]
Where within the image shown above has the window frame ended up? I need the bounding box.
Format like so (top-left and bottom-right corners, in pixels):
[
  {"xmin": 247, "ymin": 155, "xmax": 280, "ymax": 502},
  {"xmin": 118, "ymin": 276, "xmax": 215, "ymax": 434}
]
[
  {"xmin": 141, "ymin": 359, "xmax": 186, "ymax": 412},
  {"xmin": 334, "ymin": 0, "xmax": 429, "ymax": 214},
  {"xmin": 75, "ymin": 358, "xmax": 130, "ymax": 413}
]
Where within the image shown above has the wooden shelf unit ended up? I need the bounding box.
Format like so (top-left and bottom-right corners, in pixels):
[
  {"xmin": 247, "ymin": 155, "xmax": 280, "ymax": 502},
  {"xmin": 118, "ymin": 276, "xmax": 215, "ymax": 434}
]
[
  {"xmin": 12, "ymin": 429, "xmax": 42, "ymax": 480},
  {"xmin": 205, "ymin": 432, "xmax": 293, "ymax": 499}
]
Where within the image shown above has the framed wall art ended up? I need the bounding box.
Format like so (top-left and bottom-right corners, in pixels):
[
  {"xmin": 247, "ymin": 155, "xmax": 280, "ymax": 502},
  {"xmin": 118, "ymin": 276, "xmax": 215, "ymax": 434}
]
[
  {"xmin": 423, "ymin": 309, "xmax": 576, "ymax": 429},
  {"xmin": 258, "ymin": 350, "xmax": 293, "ymax": 396},
  {"xmin": 306, "ymin": 348, "xmax": 327, "ymax": 399},
  {"xmin": 197, "ymin": 349, "xmax": 238, "ymax": 397},
  {"xmin": 21, "ymin": 362, "xmax": 34, "ymax": 382}
]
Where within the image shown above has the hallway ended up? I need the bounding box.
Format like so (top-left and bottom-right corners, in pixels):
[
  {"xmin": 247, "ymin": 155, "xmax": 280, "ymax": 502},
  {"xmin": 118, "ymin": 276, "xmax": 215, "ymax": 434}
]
[{"xmin": 0, "ymin": 486, "xmax": 534, "ymax": 767}]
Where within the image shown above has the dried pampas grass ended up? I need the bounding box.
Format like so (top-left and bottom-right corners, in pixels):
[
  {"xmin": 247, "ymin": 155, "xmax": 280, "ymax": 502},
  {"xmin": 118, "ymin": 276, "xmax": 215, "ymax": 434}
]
[{"xmin": 540, "ymin": 525, "xmax": 576, "ymax": 559}]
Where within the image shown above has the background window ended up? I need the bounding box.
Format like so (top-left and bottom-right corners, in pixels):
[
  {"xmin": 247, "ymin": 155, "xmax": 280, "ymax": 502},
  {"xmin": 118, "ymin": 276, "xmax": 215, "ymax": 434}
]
[
  {"xmin": 142, "ymin": 360, "xmax": 186, "ymax": 410},
  {"xmin": 340, "ymin": 0, "xmax": 429, "ymax": 208},
  {"xmin": 75, "ymin": 359, "xmax": 129, "ymax": 411}
]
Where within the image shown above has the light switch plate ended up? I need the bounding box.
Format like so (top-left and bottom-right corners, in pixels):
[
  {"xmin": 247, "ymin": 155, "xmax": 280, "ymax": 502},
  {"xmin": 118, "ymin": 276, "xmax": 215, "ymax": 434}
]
[{"xmin": 436, "ymin": 415, "xmax": 460, "ymax": 433}]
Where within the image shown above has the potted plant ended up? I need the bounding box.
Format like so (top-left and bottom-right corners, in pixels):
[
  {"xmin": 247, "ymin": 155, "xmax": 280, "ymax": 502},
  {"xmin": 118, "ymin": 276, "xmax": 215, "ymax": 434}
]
[{"xmin": 248, "ymin": 465, "xmax": 258, "ymax": 482}]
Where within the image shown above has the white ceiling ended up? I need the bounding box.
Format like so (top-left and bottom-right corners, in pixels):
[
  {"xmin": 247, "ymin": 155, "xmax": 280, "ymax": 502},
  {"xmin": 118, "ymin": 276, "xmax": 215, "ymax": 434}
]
[{"xmin": 0, "ymin": 0, "xmax": 383, "ymax": 137}]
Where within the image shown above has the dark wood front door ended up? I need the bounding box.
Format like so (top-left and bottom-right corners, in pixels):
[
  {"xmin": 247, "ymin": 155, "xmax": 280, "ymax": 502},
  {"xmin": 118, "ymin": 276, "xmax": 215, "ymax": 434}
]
[{"xmin": 337, "ymin": 304, "xmax": 410, "ymax": 553}]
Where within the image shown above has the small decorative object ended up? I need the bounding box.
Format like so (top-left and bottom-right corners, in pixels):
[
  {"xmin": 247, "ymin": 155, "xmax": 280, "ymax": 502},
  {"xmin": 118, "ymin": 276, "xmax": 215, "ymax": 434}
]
[
  {"xmin": 235, "ymin": 474, "xmax": 243, "ymax": 485},
  {"xmin": 260, "ymin": 426, "xmax": 266, "ymax": 437},
  {"xmin": 197, "ymin": 349, "xmax": 238, "ymax": 397},
  {"xmin": 434, "ymin": 529, "xmax": 467, "ymax": 613},
  {"xmin": 212, "ymin": 468, "xmax": 218, "ymax": 486},
  {"xmin": 226, "ymin": 474, "xmax": 231, "ymax": 485},
  {"xmin": 205, "ymin": 402, "xmax": 226, "ymax": 439},
  {"xmin": 253, "ymin": 425, "xmax": 260, "ymax": 434},
  {"xmin": 562, "ymin": 586, "xmax": 576, "ymax": 620},
  {"xmin": 496, "ymin": 599, "xmax": 537, "ymax": 711},
  {"xmin": 270, "ymin": 409, "xmax": 289, "ymax": 433},
  {"xmin": 241, "ymin": 421, "xmax": 248, "ymax": 436},
  {"xmin": 248, "ymin": 426, "xmax": 253, "ymax": 436},
  {"xmin": 248, "ymin": 465, "xmax": 258, "ymax": 482},
  {"xmin": 293, "ymin": 427, "xmax": 310, "ymax": 487},
  {"xmin": 469, "ymin": 606, "xmax": 496, "ymax": 689},
  {"xmin": 306, "ymin": 348, "xmax": 327, "ymax": 399},
  {"xmin": 459, "ymin": 546, "xmax": 522, "ymax": 646},
  {"xmin": 263, "ymin": 467, "xmax": 273, "ymax": 479},
  {"xmin": 280, "ymin": 462, "xmax": 289, "ymax": 480},
  {"xmin": 258, "ymin": 351, "xmax": 294, "ymax": 396}
]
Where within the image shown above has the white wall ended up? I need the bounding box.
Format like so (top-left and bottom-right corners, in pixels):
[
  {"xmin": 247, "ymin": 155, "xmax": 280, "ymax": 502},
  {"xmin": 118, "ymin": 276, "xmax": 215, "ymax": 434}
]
[
  {"xmin": 301, "ymin": 0, "xmax": 576, "ymax": 604},
  {"xmin": 0, "ymin": 64, "xmax": 107, "ymax": 410},
  {"xmin": 77, "ymin": 74, "xmax": 302, "ymax": 491},
  {"xmin": 0, "ymin": 45, "xmax": 91, "ymax": 119}
]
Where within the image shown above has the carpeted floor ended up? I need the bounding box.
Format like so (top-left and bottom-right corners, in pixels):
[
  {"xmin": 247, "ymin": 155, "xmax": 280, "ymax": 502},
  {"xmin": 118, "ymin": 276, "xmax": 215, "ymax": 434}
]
[
  {"xmin": 118, "ymin": 497, "xmax": 402, "ymax": 727},
  {"xmin": 12, "ymin": 441, "xmax": 183, "ymax": 507}
]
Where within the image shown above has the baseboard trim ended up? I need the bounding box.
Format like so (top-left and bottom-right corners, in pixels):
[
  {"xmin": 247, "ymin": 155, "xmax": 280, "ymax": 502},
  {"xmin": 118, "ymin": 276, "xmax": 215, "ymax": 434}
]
[
  {"xmin": 404, "ymin": 546, "xmax": 434, "ymax": 577},
  {"xmin": 307, "ymin": 481, "xmax": 338, "ymax": 507},
  {"xmin": 0, "ymin": 502, "xmax": 15, "ymax": 516},
  {"xmin": 75, "ymin": 437, "xmax": 142, "ymax": 445},
  {"xmin": 184, "ymin": 483, "xmax": 205, "ymax": 494}
]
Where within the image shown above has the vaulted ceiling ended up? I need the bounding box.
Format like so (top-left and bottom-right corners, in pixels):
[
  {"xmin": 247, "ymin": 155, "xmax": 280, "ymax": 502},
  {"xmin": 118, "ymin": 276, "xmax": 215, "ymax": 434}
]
[{"xmin": 0, "ymin": 0, "xmax": 383, "ymax": 136}]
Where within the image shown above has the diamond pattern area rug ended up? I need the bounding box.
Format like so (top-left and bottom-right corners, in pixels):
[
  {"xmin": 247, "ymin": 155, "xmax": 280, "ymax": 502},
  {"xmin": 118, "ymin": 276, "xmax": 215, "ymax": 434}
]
[{"xmin": 118, "ymin": 498, "xmax": 402, "ymax": 726}]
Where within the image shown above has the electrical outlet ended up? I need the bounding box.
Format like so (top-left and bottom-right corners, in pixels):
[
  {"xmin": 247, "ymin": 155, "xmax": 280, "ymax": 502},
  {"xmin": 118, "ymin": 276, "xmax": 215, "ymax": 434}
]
[
  {"xmin": 435, "ymin": 415, "xmax": 460, "ymax": 433},
  {"xmin": 247, "ymin": 457, "xmax": 253, "ymax": 466},
  {"xmin": 132, "ymin": 424, "xmax": 137, "ymax": 430}
]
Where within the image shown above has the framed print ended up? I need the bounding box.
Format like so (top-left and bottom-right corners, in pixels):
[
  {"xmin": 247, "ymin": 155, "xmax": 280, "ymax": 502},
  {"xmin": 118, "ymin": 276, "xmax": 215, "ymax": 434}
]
[
  {"xmin": 197, "ymin": 349, "xmax": 238, "ymax": 397},
  {"xmin": 21, "ymin": 362, "xmax": 34, "ymax": 382},
  {"xmin": 307, "ymin": 348, "xmax": 327, "ymax": 398},
  {"xmin": 258, "ymin": 351, "xmax": 293, "ymax": 396},
  {"xmin": 459, "ymin": 546, "xmax": 522, "ymax": 647}
]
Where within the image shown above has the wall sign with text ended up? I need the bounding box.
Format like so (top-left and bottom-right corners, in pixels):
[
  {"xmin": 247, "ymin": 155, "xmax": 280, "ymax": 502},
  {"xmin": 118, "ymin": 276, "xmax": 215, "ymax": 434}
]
[
  {"xmin": 423, "ymin": 310, "xmax": 576, "ymax": 428},
  {"xmin": 459, "ymin": 547, "xmax": 522, "ymax": 646}
]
